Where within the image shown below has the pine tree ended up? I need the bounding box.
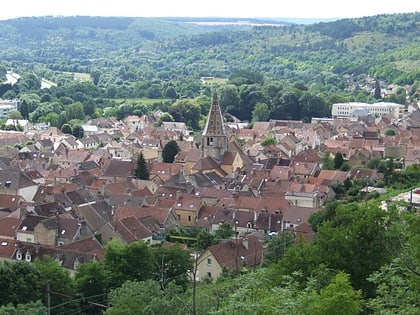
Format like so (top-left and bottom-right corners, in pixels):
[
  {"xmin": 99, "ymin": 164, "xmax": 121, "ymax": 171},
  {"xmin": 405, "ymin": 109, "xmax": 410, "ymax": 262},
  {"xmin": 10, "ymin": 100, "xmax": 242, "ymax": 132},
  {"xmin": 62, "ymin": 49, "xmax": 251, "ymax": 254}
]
[
  {"xmin": 135, "ymin": 152, "xmax": 149, "ymax": 180},
  {"xmin": 162, "ymin": 140, "xmax": 180, "ymax": 163},
  {"xmin": 374, "ymin": 80, "xmax": 382, "ymax": 100},
  {"xmin": 334, "ymin": 152, "xmax": 344, "ymax": 169}
]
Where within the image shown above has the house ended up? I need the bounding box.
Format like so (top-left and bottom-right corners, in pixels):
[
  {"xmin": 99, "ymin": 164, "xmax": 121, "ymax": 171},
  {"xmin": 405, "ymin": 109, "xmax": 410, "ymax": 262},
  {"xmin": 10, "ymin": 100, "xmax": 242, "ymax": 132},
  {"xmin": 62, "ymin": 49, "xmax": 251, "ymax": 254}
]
[
  {"xmin": 109, "ymin": 216, "xmax": 156, "ymax": 244},
  {"xmin": 170, "ymin": 193, "xmax": 202, "ymax": 227},
  {"xmin": 0, "ymin": 217, "xmax": 21, "ymax": 239},
  {"xmin": 101, "ymin": 158, "xmax": 135, "ymax": 180},
  {"xmin": 11, "ymin": 239, "xmax": 103, "ymax": 276},
  {"xmin": 195, "ymin": 235, "xmax": 264, "ymax": 281},
  {"xmin": 115, "ymin": 205, "xmax": 178, "ymax": 231},
  {"xmin": 0, "ymin": 169, "xmax": 38, "ymax": 202},
  {"xmin": 34, "ymin": 216, "xmax": 84, "ymax": 246},
  {"xmin": 285, "ymin": 182, "xmax": 331, "ymax": 208}
]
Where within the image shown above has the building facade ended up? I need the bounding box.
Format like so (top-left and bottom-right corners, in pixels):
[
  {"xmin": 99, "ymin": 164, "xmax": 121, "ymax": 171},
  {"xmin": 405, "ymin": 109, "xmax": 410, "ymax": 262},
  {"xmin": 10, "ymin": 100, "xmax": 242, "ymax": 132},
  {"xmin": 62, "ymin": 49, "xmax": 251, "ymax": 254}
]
[{"xmin": 331, "ymin": 102, "xmax": 404, "ymax": 119}]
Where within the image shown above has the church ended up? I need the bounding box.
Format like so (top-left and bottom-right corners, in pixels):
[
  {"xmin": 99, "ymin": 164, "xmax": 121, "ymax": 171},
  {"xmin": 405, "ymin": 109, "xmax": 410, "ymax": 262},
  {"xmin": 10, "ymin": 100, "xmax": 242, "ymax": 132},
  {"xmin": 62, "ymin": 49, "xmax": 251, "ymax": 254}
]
[{"xmin": 191, "ymin": 92, "xmax": 252, "ymax": 176}]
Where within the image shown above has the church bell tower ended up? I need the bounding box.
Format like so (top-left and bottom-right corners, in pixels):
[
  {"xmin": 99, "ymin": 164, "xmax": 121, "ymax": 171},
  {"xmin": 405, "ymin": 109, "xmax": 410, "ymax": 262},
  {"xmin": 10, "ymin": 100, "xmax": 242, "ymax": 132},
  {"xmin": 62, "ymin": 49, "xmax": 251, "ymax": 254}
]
[{"xmin": 201, "ymin": 92, "xmax": 228, "ymax": 161}]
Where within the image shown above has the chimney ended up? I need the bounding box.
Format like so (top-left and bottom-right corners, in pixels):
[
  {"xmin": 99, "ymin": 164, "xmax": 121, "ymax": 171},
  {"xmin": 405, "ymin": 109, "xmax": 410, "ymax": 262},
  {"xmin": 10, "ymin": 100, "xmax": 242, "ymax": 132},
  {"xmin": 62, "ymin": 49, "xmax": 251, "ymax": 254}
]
[{"xmin": 242, "ymin": 238, "xmax": 248, "ymax": 250}]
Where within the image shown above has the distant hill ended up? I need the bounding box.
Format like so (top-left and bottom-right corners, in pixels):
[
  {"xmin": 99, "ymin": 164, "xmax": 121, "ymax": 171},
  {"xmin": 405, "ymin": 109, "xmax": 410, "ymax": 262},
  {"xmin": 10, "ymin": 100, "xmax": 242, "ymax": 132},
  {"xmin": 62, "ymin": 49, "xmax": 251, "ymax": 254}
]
[{"xmin": 0, "ymin": 12, "xmax": 418, "ymax": 85}]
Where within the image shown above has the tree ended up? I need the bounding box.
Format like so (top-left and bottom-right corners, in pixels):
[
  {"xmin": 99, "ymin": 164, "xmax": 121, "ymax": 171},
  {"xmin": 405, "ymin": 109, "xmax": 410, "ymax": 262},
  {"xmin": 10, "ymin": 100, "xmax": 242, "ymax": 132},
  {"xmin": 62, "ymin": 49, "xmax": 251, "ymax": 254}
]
[
  {"xmin": 72, "ymin": 124, "xmax": 84, "ymax": 138},
  {"xmin": 385, "ymin": 128, "xmax": 396, "ymax": 136},
  {"xmin": 75, "ymin": 261, "xmax": 108, "ymax": 314},
  {"xmin": 251, "ymin": 102, "xmax": 270, "ymax": 123},
  {"xmin": 168, "ymin": 99, "xmax": 201, "ymax": 130},
  {"xmin": 152, "ymin": 245, "xmax": 193, "ymax": 290},
  {"xmin": 0, "ymin": 300, "xmax": 46, "ymax": 315},
  {"xmin": 260, "ymin": 136, "xmax": 276, "ymax": 147},
  {"xmin": 374, "ymin": 80, "xmax": 382, "ymax": 100},
  {"xmin": 7, "ymin": 111, "xmax": 23, "ymax": 120},
  {"xmin": 34, "ymin": 256, "xmax": 77, "ymax": 314},
  {"xmin": 105, "ymin": 280, "xmax": 186, "ymax": 315},
  {"xmin": 264, "ymin": 230, "xmax": 295, "ymax": 265},
  {"xmin": 104, "ymin": 240, "xmax": 156, "ymax": 289},
  {"xmin": 61, "ymin": 123, "xmax": 72, "ymax": 135},
  {"xmin": 215, "ymin": 222, "xmax": 234, "ymax": 240},
  {"xmin": 0, "ymin": 261, "xmax": 44, "ymax": 306},
  {"xmin": 322, "ymin": 151, "xmax": 334, "ymax": 170},
  {"xmin": 19, "ymin": 100, "xmax": 30, "ymax": 120},
  {"xmin": 196, "ymin": 230, "xmax": 216, "ymax": 251},
  {"xmin": 135, "ymin": 152, "xmax": 150, "ymax": 180},
  {"xmin": 312, "ymin": 272, "xmax": 362, "ymax": 315},
  {"xmin": 334, "ymin": 152, "xmax": 344, "ymax": 169},
  {"xmin": 162, "ymin": 140, "xmax": 180, "ymax": 163},
  {"xmin": 156, "ymin": 112, "xmax": 174, "ymax": 126}
]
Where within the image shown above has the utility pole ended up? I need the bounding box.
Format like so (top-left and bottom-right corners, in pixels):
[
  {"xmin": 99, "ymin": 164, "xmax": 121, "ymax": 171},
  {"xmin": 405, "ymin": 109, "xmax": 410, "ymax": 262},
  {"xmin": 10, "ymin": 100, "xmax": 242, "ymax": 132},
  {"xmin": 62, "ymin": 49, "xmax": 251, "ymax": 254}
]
[
  {"xmin": 234, "ymin": 221, "xmax": 239, "ymax": 274},
  {"xmin": 46, "ymin": 281, "xmax": 51, "ymax": 315}
]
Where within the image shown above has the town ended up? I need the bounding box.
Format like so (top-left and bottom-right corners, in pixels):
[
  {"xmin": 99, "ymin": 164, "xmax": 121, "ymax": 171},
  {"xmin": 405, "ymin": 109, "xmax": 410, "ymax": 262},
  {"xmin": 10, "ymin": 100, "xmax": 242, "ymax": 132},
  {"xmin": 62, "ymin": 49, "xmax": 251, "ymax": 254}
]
[{"xmin": 0, "ymin": 90, "xmax": 419, "ymax": 281}]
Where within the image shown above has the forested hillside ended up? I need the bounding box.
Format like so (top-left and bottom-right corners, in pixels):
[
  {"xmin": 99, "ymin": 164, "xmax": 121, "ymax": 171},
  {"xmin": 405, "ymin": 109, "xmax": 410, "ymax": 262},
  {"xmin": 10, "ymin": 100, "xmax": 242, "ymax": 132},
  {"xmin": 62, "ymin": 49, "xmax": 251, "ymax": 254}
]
[{"xmin": 0, "ymin": 13, "xmax": 419, "ymax": 128}]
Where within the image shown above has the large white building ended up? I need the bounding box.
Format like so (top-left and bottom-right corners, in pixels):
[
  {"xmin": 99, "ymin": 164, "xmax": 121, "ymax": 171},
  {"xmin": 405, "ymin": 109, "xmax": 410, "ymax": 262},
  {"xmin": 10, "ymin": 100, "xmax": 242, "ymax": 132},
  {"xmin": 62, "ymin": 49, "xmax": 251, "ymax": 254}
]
[
  {"xmin": 331, "ymin": 102, "xmax": 404, "ymax": 119},
  {"xmin": 0, "ymin": 99, "xmax": 19, "ymax": 118}
]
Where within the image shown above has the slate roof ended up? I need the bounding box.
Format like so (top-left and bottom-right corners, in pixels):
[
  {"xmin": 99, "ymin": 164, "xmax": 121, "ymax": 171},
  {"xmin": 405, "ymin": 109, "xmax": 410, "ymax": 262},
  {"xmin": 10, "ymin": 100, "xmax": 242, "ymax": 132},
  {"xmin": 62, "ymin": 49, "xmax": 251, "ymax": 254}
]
[
  {"xmin": 0, "ymin": 169, "xmax": 36, "ymax": 189},
  {"xmin": 206, "ymin": 235, "xmax": 264, "ymax": 271}
]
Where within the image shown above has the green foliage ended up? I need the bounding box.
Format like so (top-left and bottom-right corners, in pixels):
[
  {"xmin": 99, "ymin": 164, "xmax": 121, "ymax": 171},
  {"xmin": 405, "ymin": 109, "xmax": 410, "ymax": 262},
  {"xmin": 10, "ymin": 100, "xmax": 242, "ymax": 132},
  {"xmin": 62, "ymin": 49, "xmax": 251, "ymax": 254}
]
[
  {"xmin": 251, "ymin": 102, "xmax": 270, "ymax": 123},
  {"xmin": 60, "ymin": 123, "xmax": 72, "ymax": 135},
  {"xmin": 105, "ymin": 280, "xmax": 187, "ymax": 315},
  {"xmin": 135, "ymin": 152, "xmax": 150, "ymax": 180},
  {"xmin": 334, "ymin": 152, "xmax": 344, "ymax": 169},
  {"xmin": 104, "ymin": 240, "xmax": 156, "ymax": 289},
  {"xmin": 0, "ymin": 300, "xmax": 46, "ymax": 315},
  {"xmin": 75, "ymin": 260, "xmax": 108, "ymax": 314},
  {"xmin": 0, "ymin": 261, "xmax": 44, "ymax": 306},
  {"xmin": 152, "ymin": 245, "xmax": 193, "ymax": 290},
  {"xmin": 214, "ymin": 222, "xmax": 234, "ymax": 240},
  {"xmin": 322, "ymin": 151, "xmax": 334, "ymax": 170},
  {"xmin": 260, "ymin": 136, "xmax": 276, "ymax": 147},
  {"xmin": 385, "ymin": 128, "xmax": 396, "ymax": 136},
  {"xmin": 168, "ymin": 99, "xmax": 201, "ymax": 130},
  {"xmin": 263, "ymin": 230, "xmax": 295, "ymax": 265},
  {"xmin": 196, "ymin": 229, "xmax": 216, "ymax": 251},
  {"xmin": 34, "ymin": 256, "xmax": 77, "ymax": 314},
  {"xmin": 162, "ymin": 140, "xmax": 180, "ymax": 163},
  {"xmin": 312, "ymin": 272, "xmax": 362, "ymax": 315}
]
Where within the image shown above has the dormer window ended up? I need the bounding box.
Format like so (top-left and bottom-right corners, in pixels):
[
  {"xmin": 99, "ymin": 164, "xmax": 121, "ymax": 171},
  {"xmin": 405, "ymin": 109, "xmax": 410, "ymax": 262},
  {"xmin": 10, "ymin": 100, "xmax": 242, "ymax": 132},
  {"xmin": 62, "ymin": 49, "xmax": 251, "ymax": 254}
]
[
  {"xmin": 25, "ymin": 251, "xmax": 31, "ymax": 262},
  {"xmin": 74, "ymin": 258, "xmax": 80, "ymax": 270}
]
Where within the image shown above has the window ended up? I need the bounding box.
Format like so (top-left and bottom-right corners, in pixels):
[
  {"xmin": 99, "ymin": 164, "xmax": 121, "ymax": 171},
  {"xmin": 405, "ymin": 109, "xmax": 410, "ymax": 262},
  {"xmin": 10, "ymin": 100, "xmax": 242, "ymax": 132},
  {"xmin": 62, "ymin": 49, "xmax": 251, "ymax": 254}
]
[
  {"xmin": 207, "ymin": 272, "xmax": 212, "ymax": 278},
  {"xmin": 25, "ymin": 252, "xmax": 31, "ymax": 262},
  {"xmin": 207, "ymin": 258, "xmax": 212, "ymax": 265},
  {"xmin": 16, "ymin": 250, "xmax": 22, "ymax": 260},
  {"xmin": 188, "ymin": 215, "xmax": 192, "ymax": 222}
]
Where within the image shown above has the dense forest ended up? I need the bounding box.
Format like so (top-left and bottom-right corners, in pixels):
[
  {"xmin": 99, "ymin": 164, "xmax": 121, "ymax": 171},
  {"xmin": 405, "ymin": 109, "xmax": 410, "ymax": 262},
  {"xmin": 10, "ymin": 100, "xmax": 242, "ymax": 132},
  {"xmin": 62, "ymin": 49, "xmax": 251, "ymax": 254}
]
[{"xmin": 0, "ymin": 13, "xmax": 419, "ymax": 132}]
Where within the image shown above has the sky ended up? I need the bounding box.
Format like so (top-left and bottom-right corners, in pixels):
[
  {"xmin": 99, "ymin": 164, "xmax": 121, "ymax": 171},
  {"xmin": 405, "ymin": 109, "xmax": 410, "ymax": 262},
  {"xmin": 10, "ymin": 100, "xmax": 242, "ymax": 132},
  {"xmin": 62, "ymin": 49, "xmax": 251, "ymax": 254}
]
[{"xmin": 0, "ymin": 0, "xmax": 418, "ymax": 21}]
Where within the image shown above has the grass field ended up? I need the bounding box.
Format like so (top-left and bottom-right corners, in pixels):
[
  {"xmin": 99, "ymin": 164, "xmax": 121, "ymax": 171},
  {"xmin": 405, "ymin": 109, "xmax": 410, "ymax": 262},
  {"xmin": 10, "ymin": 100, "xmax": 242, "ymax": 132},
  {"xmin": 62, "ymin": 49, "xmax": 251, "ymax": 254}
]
[
  {"xmin": 112, "ymin": 98, "xmax": 172, "ymax": 105},
  {"xmin": 62, "ymin": 72, "xmax": 92, "ymax": 81}
]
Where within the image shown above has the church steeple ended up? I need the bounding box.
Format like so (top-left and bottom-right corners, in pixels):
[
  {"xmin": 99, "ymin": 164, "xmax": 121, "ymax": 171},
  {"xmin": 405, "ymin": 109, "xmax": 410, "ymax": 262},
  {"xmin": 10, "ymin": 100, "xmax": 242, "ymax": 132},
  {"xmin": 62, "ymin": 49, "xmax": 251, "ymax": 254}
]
[{"xmin": 201, "ymin": 92, "xmax": 228, "ymax": 161}]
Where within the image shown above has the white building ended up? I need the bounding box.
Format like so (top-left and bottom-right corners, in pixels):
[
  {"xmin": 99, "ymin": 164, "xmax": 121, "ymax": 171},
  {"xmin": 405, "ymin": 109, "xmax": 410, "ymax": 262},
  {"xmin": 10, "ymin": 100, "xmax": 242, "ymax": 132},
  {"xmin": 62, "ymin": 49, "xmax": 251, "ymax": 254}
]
[
  {"xmin": 0, "ymin": 99, "xmax": 19, "ymax": 118},
  {"xmin": 331, "ymin": 102, "xmax": 404, "ymax": 119}
]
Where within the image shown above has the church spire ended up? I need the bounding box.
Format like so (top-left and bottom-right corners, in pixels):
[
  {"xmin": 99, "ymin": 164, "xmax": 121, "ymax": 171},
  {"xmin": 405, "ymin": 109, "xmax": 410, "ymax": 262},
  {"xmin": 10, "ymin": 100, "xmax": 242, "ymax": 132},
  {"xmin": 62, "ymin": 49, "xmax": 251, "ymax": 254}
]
[{"xmin": 201, "ymin": 92, "xmax": 228, "ymax": 161}]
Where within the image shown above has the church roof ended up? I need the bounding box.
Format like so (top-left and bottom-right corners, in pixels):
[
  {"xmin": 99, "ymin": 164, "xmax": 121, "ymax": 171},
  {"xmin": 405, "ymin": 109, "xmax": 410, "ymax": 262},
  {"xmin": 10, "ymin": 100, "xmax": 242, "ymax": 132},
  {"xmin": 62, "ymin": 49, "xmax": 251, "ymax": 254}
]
[{"xmin": 202, "ymin": 93, "xmax": 226, "ymax": 136}]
